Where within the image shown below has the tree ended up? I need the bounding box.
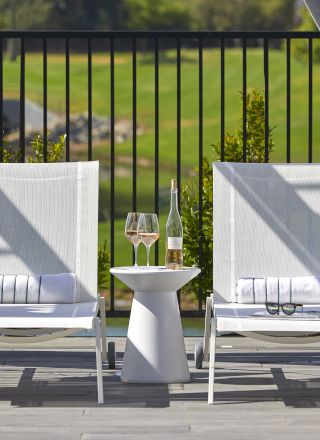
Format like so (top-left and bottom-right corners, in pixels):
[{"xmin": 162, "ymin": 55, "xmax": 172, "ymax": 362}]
[
  {"xmin": 124, "ymin": 0, "xmax": 192, "ymax": 30},
  {"xmin": 187, "ymin": 0, "xmax": 295, "ymax": 32},
  {"xmin": 0, "ymin": 0, "xmax": 297, "ymax": 33},
  {"xmin": 2, "ymin": 0, "xmax": 54, "ymax": 30},
  {"xmin": 0, "ymin": 0, "xmax": 116, "ymax": 31}
]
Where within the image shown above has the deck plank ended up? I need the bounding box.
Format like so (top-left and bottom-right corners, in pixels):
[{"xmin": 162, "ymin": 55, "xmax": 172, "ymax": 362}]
[{"xmin": 0, "ymin": 337, "xmax": 318, "ymax": 438}]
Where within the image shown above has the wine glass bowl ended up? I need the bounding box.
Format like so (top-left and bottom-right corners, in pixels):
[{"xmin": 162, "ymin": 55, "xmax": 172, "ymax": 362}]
[
  {"xmin": 125, "ymin": 212, "xmax": 141, "ymax": 267},
  {"xmin": 137, "ymin": 213, "xmax": 160, "ymax": 267}
]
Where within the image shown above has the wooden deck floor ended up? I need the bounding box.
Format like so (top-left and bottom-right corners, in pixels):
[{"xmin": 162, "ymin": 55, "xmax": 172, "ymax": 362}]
[{"xmin": 0, "ymin": 336, "xmax": 320, "ymax": 439}]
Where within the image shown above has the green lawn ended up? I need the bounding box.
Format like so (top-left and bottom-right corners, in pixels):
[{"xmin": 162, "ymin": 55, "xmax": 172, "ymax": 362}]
[
  {"xmin": 3, "ymin": 46, "xmax": 319, "ymax": 279},
  {"xmin": 106, "ymin": 317, "xmax": 204, "ymax": 336},
  {"xmin": 4, "ymin": 47, "xmax": 319, "ymax": 165}
]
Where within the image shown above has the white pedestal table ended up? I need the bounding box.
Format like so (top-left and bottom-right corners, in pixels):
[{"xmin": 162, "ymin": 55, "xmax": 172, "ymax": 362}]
[{"xmin": 110, "ymin": 266, "xmax": 200, "ymax": 383}]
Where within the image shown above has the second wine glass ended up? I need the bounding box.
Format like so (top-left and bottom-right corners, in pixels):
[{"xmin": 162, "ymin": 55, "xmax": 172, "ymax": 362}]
[
  {"xmin": 137, "ymin": 213, "xmax": 159, "ymax": 267},
  {"xmin": 125, "ymin": 212, "xmax": 141, "ymax": 268}
]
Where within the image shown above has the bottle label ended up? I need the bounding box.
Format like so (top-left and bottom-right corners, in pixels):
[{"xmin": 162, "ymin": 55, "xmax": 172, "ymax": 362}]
[{"xmin": 167, "ymin": 237, "xmax": 182, "ymax": 250}]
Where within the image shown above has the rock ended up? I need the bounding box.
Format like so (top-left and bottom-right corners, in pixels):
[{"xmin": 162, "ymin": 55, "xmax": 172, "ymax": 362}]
[
  {"xmin": 3, "ymin": 99, "xmax": 59, "ymax": 134},
  {"xmin": 6, "ymin": 112, "xmax": 141, "ymax": 148}
]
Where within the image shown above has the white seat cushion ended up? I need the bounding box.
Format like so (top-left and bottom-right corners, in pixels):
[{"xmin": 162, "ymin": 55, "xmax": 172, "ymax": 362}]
[
  {"xmin": 215, "ymin": 302, "xmax": 320, "ymax": 333},
  {"xmin": 0, "ymin": 301, "xmax": 97, "ymax": 330},
  {"xmin": 0, "ymin": 273, "xmax": 76, "ymax": 304}
]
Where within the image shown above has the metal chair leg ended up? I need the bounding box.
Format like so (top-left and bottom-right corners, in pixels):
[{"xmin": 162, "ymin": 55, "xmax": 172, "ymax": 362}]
[
  {"xmin": 208, "ymin": 316, "xmax": 216, "ymax": 405},
  {"xmin": 94, "ymin": 317, "xmax": 104, "ymax": 404},
  {"xmin": 99, "ymin": 296, "xmax": 107, "ymax": 362},
  {"xmin": 203, "ymin": 296, "xmax": 213, "ymax": 362}
]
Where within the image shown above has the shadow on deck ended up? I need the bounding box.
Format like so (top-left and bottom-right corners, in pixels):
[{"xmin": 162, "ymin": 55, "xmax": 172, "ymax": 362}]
[{"xmin": 1, "ymin": 337, "xmax": 320, "ymax": 409}]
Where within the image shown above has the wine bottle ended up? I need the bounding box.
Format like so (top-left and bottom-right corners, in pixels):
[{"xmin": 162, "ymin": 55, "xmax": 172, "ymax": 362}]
[{"xmin": 165, "ymin": 179, "xmax": 183, "ymax": 269}]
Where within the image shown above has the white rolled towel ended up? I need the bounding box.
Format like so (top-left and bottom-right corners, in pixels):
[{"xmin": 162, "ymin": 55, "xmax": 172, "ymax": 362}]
[
  {"xmin": 39, "ymin": 273, "xmax": 76, "ymax": 304},
  {"xmin": 236, "ymin": 276, "xmax": 320, "ymax": 304},
  {"xmin": 0, "ymin": 273, "xmax": 76, "ymax": 304}
]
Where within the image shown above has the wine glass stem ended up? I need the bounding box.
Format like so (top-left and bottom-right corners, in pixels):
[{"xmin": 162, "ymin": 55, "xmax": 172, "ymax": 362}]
[
  {"xmin": 146, "ymin": 245, "xmax": 151, "ymax": 267},
  {"xmin": 133, "ymin": 243, "xmax": 139, "ymax": 267}
]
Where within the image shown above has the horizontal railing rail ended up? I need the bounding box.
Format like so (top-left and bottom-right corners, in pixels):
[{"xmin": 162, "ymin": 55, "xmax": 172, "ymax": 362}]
[
  {"xmin": 0, "ymin": 30, "xmax": 318, "ymax": 317},
  {"xmin": 0, "ymin": 30, "xmax": 319, "ymax": 38}
]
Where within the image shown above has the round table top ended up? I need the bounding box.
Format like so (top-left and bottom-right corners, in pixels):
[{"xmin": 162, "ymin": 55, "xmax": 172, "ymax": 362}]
[
  {"xmin": 110, "ymin": 266, "xmax": 201, "ymax": 292},
  {"xmin": 110, "ymin": 266, "xmax": 200, "ymax": 275}
]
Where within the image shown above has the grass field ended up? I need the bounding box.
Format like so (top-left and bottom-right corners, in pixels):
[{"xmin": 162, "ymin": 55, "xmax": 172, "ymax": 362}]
[
  {"xmin": 3, "ymin": 46, "xmax": 319, "ymax": 296},
  {"xmin": 4, "ymin": 47, "xmax": 320, "ymax": 164}
]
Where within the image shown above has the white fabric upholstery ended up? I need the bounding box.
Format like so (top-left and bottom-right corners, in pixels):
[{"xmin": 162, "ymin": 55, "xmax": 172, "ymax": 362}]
[
  {"xmin": 208, "ymin": 162, "xmax": 320, "ymax": 405},
  {"xmin": 304, "ymin": 1, "xmax": 320, "ymax": 30},
  {"xmin": 0, "ymin": 162, "xmax": 99, "ymax": 303},
  {"xmin": 0, "ymin": 302, "xmax": 97, "ymax": 329},
  {"xmin": 214, "ymin": 303, "xmax": 320, "ymax": 332},
  {"xmin": 0, "ymin": 163, "xmax": 104, "ymax": 404},
  {"xmin": 0, "ymin": 273, "xmax": 76, "ymax": 304},
  {"xmin": 213, "ymin": 162, "xmax": 320, "ymax": 303},
  {"xmin": 236, "ymin": 275, "xmax": 320, "ymax": 304},
  {"xmin": 38, "ymin": 273, "xmax": 76, "ymax": 304}
]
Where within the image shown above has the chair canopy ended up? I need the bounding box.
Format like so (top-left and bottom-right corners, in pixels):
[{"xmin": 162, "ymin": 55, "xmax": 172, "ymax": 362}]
[
  {"xmin": 0, "ymin": 162, "xmax": 98, "ymax": 302},
  {"xmin": 304, "ymin": 0, "xmax": 320, "ymax": 30},
  {"xmin": 213, "ymin": 162, "xmax": 320, "ymax": 303}
]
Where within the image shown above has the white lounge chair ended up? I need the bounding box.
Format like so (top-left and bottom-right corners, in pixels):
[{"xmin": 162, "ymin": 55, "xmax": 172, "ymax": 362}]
[
  {"xmin": 200, "ymin": 162, "xmax": 320, "ymax": 404},
  {"xmin": 0, "ymin": 162, "xmax": 107, "ymax": 404}
]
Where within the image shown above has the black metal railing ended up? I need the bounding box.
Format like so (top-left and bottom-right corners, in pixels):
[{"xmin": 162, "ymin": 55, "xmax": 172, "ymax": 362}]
[{"xmin": 0, "ymin": 30, "xmax": 319, "ymax": 317}]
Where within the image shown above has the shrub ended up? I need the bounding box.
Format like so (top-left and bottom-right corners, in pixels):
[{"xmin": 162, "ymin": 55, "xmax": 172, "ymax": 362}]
[
  {"xmin": 98, "ymin": 240, "xmax": 111, "ymax": 292},
  {"xmin": 181, "ymin": 156, "xmax": 213, "ymax": 298},
  {"xmin": 181, "ymin": 89, "xmax": 274, "ymax": 304},
  {"xmin": 0, "ymin": 132, "xmax": 65, "ymax": 163},
  {"xmin": 28, "ymin": 133, "xmax": 66, "ymax": 163},
  {"xmin": 212, "ymin": 90, "xmax": 274, "ymax": 163},
  {"xmin": 0, "ymin": 143, "xmax": 21, "ymax": 163}
]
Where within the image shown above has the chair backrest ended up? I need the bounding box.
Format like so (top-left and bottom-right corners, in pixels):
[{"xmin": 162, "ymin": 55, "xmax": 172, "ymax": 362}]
[
  {"xmin": 0, "ymin": 162, "xmax": 98, "ymax": 302},
  {"xmin": 213, "ymin": 162, "xmax": 320, "ymax": 303}
]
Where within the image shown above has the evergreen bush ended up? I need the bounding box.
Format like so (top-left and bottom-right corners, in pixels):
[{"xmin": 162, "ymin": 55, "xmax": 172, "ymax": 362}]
[{"xmin": 181, "ymin": 89, "xmax": 274, "ymax": 303}]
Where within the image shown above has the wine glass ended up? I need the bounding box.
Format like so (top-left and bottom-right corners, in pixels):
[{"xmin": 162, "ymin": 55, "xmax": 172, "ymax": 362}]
[
  {"xmin": 137, "ymin": 213, "xmax": 160, "ymax": 267},
  {"xmin": 125, "ymin": 212, "xmax": 141, "ymax": 268}
]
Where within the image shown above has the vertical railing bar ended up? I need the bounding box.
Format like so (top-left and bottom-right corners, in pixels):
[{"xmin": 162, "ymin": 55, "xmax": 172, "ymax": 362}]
[
  {"xmin": 110, "ymin": 37, "xmax": 115, "ymax": 312},
  {"xmin": 308, "ymin": 37, "xmax": 313, "ymax": 163},
  {"xmin": 19, "ymin": 37, "xmax": 25, "ymax": 162},
  {"xmin": 0, "ymin": 38, "xmax": 3, "ymax": 162},
  {"xmin": 220, "ymin": 38, "xmax": 225, "ymax": 161},
  {"xmin": 154, "ymin": 37, "xmax": 159, "ymax": 266},
  {"xmin": 88, "ymin": 37, "xmax": 92, "ymax": 161},
  {"xmin": 65, "ymin": 38, "xmax": 70, "ymax": 162},
  {"xmin": 43, "ymin": 38, "xmax": 47, "ymax": 162},
  {"xmin": 242, "ymin": 38, "xmax": 247, "ymax": 162},
  {"xmin": 198, "ymin": 37, "xmax": 203, "ymax": 311},
  {"xmin": 177, "ymin": 38, "xmax": 181, "ymax": 211},
  {"xmin": 132, "ymin": 37, "xmax": 137, "ymax": 215},
  {"xmin": 176, "ymin": 38, "xmax": 181, "ymax": 306},
  {"xmin": 286, "ymin": 38, "xmax": 291, "ymax": 163},
  {"xmin": 132, "ymin": 37, "xmax": 137, "ymax": 266},
  {"xmin": 264, "ymin": 38, "xmax": 269, "ymax": 163}
]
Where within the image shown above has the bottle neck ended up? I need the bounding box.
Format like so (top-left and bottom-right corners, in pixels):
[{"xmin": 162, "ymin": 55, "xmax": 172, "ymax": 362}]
[{"xmin": 170, "ymin": 188, "xmax": 179, "ymax": 212}]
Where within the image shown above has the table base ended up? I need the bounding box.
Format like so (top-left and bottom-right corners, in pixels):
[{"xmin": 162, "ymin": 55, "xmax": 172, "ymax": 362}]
[{"xmin": 121, "ymin": 290, "xmax": 190, "ymax": 383}]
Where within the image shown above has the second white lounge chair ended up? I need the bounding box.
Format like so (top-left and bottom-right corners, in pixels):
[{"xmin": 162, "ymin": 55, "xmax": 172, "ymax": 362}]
[{"xmin": 199, "ymin": 162, "xmax": 320, "ymax": 404}]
